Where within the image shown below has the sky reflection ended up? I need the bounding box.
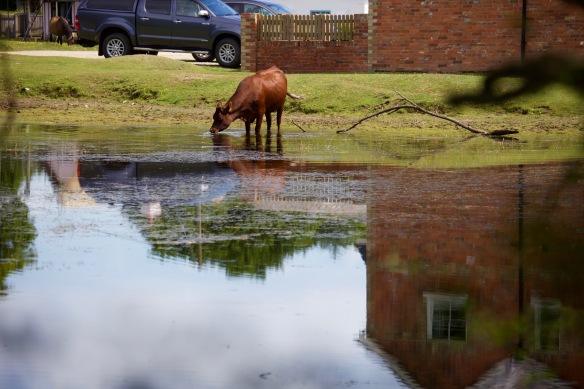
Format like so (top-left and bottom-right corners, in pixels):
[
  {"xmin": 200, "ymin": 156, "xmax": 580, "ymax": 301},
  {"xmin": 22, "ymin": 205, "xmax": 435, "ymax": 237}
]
[{"xmin": 0, "ymin": 173, "xmax": 399, "ymax": 389}]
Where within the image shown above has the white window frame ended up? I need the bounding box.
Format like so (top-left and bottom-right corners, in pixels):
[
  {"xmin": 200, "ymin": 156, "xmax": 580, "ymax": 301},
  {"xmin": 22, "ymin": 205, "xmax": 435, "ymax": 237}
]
[
  {"xmin": 424, "ymin": 293, "xmax": 468, "ymax": 341},
  {"xmin": 531, "ymin": 298, "xmax": 561, "ymax": 351}
]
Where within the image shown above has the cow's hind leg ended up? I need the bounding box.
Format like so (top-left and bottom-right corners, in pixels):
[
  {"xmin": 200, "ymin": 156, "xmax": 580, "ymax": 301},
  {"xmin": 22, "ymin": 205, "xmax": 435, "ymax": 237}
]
[{"xmin": 276, "ymin": 107, "xmax": 283, "ymax": 135}]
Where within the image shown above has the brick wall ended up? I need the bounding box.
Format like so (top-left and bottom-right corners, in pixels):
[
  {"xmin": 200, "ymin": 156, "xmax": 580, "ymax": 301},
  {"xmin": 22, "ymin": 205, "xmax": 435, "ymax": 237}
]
[
  {"xmin": 369, "ymin": 0, "xmax": 523, "ymax": 72},
  {"xmin": 369, "ymin": 0, "xmax": 584, "ymax": 73},
  {"xmin": 241, "ymin": 13, "xmax": 369, "ymax": 73},
  {"xmin": 525, "ymin": 0, "xmax": 584, "ymax": 56},
  {"xmin": 241, "ymin": 0, "xmax": 584, "ymax": 73}
]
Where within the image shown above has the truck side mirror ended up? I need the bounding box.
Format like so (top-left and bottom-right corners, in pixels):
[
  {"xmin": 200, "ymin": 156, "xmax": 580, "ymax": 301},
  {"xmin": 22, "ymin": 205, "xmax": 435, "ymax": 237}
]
[{"xmin": 198, "ymin": 10, "xmax": 209, "ymax": 17}]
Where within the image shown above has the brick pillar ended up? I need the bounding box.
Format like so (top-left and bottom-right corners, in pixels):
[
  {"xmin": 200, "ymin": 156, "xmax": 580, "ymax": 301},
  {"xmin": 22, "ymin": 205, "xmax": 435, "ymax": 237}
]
[
  {"xmin": 367, "ymin": 0, "xmax": 379, "ymax": 73},
  {"xmin": 354, "ymin": 13, "xmax": 369, "ymax": 72},
  {"xmin": 241, "ymin": 13, "xmax": 258, "ymax": 72}
]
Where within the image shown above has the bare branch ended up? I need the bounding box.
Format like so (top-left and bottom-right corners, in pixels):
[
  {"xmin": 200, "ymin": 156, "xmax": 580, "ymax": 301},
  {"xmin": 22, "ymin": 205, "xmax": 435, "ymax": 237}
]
[
  {"xmin": 337, "ymin": 92, "xmax": 518, "ymax": 137},
  {"xmin": 291, "ymin": 121, "xmax": 306, "ymax": 132}
]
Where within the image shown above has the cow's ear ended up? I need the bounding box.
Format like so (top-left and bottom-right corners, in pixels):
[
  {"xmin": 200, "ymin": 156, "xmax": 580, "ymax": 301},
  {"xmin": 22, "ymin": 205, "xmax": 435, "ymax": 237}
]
[{"xmin": 216, "ymin": 101, "xmax": 223, "ymax": 108}]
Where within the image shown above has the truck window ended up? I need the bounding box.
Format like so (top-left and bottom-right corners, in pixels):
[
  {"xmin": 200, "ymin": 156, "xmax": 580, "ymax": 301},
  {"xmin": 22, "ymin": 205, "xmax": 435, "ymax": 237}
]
[
  {"xmin": 199, "ymin": 0, "xmax": 237, "ymax": 16},
  {"xmin": 86, "ymin": 0, "xmax": 135, "ymax": 11},
  {"xmin": 226, "ymin": 3, "xmax": 242, "ymax": 13},
  {"xmin": 145, "ymin": 0, "xmax": 171, "ymax": 14},
  {"xmin": 176, "ymin": 0, "xmax": 202, "ymax": 17}
]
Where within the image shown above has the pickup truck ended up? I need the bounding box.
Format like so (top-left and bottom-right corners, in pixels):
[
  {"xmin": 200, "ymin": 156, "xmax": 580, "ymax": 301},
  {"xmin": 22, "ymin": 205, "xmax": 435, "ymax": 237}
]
[{"xmin": 75, "ymin": 0, "xmax": 241, "ymax": 68}]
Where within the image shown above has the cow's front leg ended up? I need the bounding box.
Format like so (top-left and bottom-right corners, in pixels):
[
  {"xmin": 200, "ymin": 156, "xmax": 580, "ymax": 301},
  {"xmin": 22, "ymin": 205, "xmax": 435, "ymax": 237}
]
[
  {"xmin": 244, "ymin": 119, "xmax": 251, "ymax": 134},
  {"xmin": 254, "ymin": 111, "xmax": 265, "ymax": 136}
]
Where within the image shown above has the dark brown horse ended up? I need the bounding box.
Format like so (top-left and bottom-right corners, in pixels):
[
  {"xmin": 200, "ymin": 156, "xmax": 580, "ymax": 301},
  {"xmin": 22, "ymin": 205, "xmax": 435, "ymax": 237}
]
[{"xmin": 49, "ymin": 16, "xmax": 75, "ymax": 45}]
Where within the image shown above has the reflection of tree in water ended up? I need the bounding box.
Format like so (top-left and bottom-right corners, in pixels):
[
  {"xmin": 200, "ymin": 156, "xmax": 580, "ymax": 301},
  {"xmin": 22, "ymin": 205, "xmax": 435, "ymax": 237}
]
[
  {"xmin": 0, "ymin": 41, "xmax": 16, "ymax": 133},
  {"xmin": 126, "ymin": 199, "xmax": 365, "ymax": 278},
  {"xmin": 0, "ymin": 157, "xmax": 37, "ymax": 295}
]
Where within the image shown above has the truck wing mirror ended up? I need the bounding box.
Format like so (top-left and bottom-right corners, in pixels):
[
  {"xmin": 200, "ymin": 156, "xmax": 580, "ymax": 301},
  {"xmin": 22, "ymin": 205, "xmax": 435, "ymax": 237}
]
[{"xmin": 198, "ymin": 10, "xmax": 209, "ymax": 17}]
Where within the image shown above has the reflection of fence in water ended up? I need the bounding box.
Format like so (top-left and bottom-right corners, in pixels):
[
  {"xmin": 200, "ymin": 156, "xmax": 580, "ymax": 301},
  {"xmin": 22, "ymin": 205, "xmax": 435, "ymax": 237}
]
[{"xmin": 249, "ymin": 174, "xmax": 366, "ymax": 215}]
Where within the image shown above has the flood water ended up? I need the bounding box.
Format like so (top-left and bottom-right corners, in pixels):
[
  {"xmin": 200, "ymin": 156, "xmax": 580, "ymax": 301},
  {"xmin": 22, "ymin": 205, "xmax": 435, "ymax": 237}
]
[{"xmin": 1, "ymin": 124, "xmax": 583, "ymax": 389}]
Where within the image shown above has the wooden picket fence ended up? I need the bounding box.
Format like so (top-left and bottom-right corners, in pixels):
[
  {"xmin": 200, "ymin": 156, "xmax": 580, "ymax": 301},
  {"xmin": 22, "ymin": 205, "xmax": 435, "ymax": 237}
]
[
  {"xmin": 0, "ymin": 13, "xmax": 43, "ymax": 38},
  {"xmin": 257, "ymin": 14, "xmax": 354, "ymax": 41}
]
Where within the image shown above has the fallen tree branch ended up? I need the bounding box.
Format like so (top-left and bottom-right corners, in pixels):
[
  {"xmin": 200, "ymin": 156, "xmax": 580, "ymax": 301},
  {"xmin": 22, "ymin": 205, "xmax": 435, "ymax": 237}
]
[
  {"xmin": 291, "ymin": 121, "xmax": 306, "ymax": 132},
  {"xmin": 337, "ymin": 93, "xmax": 519, "ymax": 137}
]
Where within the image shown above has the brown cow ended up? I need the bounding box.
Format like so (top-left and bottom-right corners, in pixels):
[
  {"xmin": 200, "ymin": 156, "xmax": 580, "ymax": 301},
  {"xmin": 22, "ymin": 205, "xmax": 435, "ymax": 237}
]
[
  {"xmin": 211, "ymin": 66, "xmax": 295, "ymax": 135},
  {"xmin": 49, "ymin": 16, "xmax": 75, "ymax": 45}
]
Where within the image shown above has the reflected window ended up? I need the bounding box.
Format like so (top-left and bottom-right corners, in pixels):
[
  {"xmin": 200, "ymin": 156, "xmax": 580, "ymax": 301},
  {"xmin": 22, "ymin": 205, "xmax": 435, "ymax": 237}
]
[
  {"xmin": 424, "ymin": 293, "xmax": 467, "ymax": 341},
  {"xmin": 531, "ymin": 299, "xmax": 561, "ymax": 351}
]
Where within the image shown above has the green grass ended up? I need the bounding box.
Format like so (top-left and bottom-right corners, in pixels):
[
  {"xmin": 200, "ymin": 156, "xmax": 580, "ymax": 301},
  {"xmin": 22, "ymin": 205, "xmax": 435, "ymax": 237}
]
[
  {"xmin": 0, "ymin": 37, "xmax": 97, "ymax": 51},
  {"xmin": 0, "ymin": 44, "xmax": 582, "ymax": 133},
  {"xmin": 5, "ymin": 53, "xmax": 581, "ymax": 113}
]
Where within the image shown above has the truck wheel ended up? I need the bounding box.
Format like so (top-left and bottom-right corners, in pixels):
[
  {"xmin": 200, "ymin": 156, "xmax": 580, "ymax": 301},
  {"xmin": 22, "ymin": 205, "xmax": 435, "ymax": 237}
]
[
  {"xmin": 214, "ymin": 38, "xmax": 240, "ymax": 68},
  {"xmin": 103, "ymin": 33, "xmax": 132, "ymax": 58}
]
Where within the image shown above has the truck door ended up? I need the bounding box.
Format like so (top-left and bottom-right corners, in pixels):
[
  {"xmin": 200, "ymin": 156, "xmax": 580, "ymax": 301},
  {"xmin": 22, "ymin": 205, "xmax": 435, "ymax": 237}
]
[
  {"xmin": 136, "ymin": 0, "xmax": 173, "ymax": 47},
  {"xmin": 171, "ymin": 0, "xmax": 211, "ymax": 49}
]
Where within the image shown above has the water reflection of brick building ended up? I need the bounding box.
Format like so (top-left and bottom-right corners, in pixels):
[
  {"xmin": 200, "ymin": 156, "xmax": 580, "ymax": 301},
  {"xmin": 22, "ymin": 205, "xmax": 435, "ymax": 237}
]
[{"xmin": 366, "ymin": 163, "xmax": 584, "ymax": 388}]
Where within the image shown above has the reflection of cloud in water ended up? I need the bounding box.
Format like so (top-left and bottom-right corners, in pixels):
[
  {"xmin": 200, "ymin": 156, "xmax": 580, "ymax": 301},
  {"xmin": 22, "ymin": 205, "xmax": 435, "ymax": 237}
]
[
  {"xmin": 0, "ymin": 246, "xmax": 399, "ymax": 389},
  {"xmin": 78, "ymin": 162, "xmax": 239, "ymax": 209},
  {"xmin": 0, "ymin": 173, "xmax": 396, "ymax": 388}
]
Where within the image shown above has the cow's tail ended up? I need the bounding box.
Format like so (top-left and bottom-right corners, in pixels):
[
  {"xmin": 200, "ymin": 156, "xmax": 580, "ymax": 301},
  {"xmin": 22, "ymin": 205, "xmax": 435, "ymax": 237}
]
[{"xmin": 287, "ymin": 92, "xmax": 302, "ymax": 100}]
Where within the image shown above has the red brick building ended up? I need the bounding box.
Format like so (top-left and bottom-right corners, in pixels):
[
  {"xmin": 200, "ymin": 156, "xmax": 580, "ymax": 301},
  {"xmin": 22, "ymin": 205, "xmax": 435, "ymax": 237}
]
[{"xmin": 366, "ymin": 163, "xmax": 584, "ymax": 387}]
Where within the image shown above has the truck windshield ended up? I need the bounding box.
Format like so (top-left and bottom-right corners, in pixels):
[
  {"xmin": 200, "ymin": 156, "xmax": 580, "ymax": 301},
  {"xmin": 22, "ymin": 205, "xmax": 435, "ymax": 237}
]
[{"xmin": 199, "ymin": 0, "xmax": 238, "ymax": 16}]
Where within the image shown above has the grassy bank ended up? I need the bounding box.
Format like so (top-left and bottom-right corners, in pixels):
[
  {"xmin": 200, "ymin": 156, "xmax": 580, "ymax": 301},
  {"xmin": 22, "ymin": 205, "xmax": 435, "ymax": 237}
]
[{"xmin": 0, "ymin": 41, "xmax": 582, "ymax": 136}]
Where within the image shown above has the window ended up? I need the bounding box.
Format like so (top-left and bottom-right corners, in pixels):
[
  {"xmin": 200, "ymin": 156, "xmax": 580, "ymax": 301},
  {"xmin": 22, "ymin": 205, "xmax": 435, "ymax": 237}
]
[
  {"xmin": 310, "ymin": 10, "xmax": 330, "ymax": 15},
  {"xmin": 531, "ymin": 299, "xmax": 561, "ymax": 351},
  {"xmin": 199, "ymin": 0, "xmax": 238, "ymax": 16},
  {"xmin": 424, "ymin": 293, "xmax": 468, "ymax": 341},
  {"xmin": 176, "ymin": 0, "xmax": 202, "ymax": 17},
  {"xmin": 257, "ymin": 6, "xmax": 272, "ymax": 15},
  {"xmin": 243, "ymin": 4, "xmax": 261, "ymax": 13},
  {"xmin": 145, "ymin": 0, "xmax": 171, "ymax": 14},
  {"xmin": 86, "ymin": 0, "xmax": 136, "ymax": 11},
  {"xmin": 226, "ymin": 3, "xmax": 242, "ymax": 13}
]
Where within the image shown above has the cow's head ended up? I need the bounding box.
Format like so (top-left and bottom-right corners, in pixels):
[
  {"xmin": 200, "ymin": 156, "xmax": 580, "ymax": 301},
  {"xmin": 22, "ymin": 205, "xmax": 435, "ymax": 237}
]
[
  {"xmin": 66, "ymin": 34, "xmax": 75, "ymax": 45},
  {"xmin": 210, "ymin": 101, "xmax": 234, "ymax": 134}
]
